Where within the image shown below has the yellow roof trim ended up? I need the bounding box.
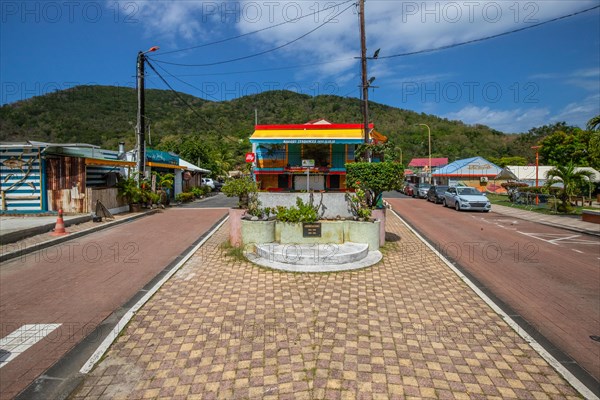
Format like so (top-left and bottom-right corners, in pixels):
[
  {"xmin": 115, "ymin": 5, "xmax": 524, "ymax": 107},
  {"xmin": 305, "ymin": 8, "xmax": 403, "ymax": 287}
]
[
  {"xmin": 250, "ymin": 128, "xmax": 364, "ymax": 139},
  {"xmin": 147, "ymin": 161, "xmax": 186, "ymax": 169}
]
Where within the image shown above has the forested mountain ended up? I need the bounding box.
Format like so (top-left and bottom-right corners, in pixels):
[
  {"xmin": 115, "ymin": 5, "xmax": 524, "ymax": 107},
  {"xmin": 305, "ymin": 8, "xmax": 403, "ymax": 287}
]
[{"xmin": 0, "ymin": 85, "xmax": 546, "ymax": 169}]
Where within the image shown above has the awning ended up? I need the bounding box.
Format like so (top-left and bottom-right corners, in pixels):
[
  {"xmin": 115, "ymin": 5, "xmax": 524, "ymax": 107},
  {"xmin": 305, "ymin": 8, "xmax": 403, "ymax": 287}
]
[
  {"xmin": 85, "ymin": 158, "xmax": 135, "ymax": 167},
  {"xmin": 250, "ymin": 128, "xmax": 365, "ymax": 144},
  {"xmin": 147, "ymin": 161, "xmax": 186, "ymax": 170}
]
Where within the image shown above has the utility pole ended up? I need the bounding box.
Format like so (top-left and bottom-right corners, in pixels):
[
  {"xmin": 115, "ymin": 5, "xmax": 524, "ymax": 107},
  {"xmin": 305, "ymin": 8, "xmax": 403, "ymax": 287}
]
[
  {"xmin": 136, "ymin": 46, "xmax": 159, "ymax": 185},
  {"xmin": 359, "ymin": 0, "xmax": 369, "ymax": 145},
  {"xmin": 136, "ymin": 51, "xmax": 146, "ymax": 183}
]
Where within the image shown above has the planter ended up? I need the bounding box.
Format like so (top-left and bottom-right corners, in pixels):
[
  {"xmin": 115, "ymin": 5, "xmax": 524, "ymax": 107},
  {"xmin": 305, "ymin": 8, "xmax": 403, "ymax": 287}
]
[
  {"xmin": 129, "ymin": 203, "xmax": 142, "ymax": 213},
  {"xmin": 344, "ymin": 220, "xmax": 381, "ymax": 250},
  {"xmin": 241, "ymin": 219, "xmax": 275, "ymax": 246},
  {"xmin": 228, "ymin": 208, "xmax": 246, "ymax": 246},
  {"xmin": 371, "ymin": 208, "xmax": 386, "ymax": 246}
]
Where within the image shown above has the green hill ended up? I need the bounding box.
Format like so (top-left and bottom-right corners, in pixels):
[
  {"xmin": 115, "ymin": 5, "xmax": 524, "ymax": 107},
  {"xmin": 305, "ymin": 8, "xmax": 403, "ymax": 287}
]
[{"xmin": 0, "ymin": 85, "xmax": 540, "ymax": 169}]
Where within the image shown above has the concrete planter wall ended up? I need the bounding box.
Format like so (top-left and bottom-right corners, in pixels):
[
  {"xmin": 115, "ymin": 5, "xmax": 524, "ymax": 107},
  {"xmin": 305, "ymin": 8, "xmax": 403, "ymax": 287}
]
[
  {"xmin": 278, "ymin": 221, "xmax": 345, "ymax": 245},
  {"xmin": 371, "ymin": 208, "xmax": 386, "ymax": 245},
  {"xmin": 241, "ymin": 219, "xmax": 276, "ymax": 245},
  {"xmin": 344, "ymin": 220, "xmax": 380, "ymax": 250},
  {"xmin": 240, "ymin": 219, "xmax": 381, "ymax": 249},
  {"xmin": 228, "ymin": 208, "xmax": 246, "ymax": 246}
]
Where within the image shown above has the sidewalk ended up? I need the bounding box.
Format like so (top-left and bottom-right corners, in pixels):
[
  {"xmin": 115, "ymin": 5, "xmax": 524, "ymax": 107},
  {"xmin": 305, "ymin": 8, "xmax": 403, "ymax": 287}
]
[
  {"xmin": 0, "ymin": 211, "xmax": 158, "ymax": 263},
  {"xmin": 67, "ymin": 213, "xmax": 589, "ymax": 400},
  {"xmin": 491, "ymin": 204, "xmax": 600, "ymax": 236}
]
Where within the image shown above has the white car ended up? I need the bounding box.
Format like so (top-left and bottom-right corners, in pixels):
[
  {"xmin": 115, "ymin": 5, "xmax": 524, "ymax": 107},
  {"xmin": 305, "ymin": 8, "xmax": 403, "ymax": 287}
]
[
  {"xmin": 202, "ymin": 178, "xmax": 215, "ymax": 189},
  {"xmin": 443, "ymin": 187, "xmax": 491, "ymax": 212}
]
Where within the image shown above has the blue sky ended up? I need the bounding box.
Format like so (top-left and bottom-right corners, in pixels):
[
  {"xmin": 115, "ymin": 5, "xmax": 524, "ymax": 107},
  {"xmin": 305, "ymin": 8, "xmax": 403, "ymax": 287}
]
[{"xmin": 1, "ymin": 1, "xmax": 599, "ymax": 133}]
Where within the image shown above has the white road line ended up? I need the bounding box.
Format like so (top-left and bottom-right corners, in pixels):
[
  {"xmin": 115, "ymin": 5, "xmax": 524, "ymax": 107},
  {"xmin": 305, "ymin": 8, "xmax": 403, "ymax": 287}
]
[
  {"xmin": 80, "ymin": 217, "xmax": 228, "ymax": 374},
  {"xmin": 0, "ymin": 324, "xmax": 61, "ymax": 368},
  {"xmin": 389, "ymin": 209, "xmax": 598, "ymax": 400},
  {"xmin": 572, "ymin": 249, "xmax": 584, "ymax": 254}
]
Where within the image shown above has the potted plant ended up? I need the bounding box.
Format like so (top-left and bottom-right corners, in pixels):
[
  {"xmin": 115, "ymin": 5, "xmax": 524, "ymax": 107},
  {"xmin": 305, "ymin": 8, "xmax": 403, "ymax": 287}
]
[{"xmin": 117, "ymin": 174, "xmax": 144, "ymax": 212}]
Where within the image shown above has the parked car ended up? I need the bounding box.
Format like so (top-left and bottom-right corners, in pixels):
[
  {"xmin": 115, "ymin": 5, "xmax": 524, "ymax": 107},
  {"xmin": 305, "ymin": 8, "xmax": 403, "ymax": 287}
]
[
  {"xmin": 202, "ymin": 178, "xmax": 215, "ymax": 189},
  {"xmin": 426, "ymin": 185, "xmax": 449, "ymax": 204},
  {"xmin": 415, "ymin": 183, "xmax": 431, "ymax": 199},
  {"xmin": 443, "ymin": 186, "xmax": 491, "ymax": 212}
]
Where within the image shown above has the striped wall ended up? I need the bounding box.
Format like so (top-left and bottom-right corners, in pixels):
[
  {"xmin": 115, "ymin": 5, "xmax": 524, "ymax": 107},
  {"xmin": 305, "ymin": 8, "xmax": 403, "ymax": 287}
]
[
  {"xmin": 86, "ymin": 149, "xmax": 123, "ymax": 187},
  {"xmin": 0, "ymin": 147, "xmax": 44, "ymax": 212}
]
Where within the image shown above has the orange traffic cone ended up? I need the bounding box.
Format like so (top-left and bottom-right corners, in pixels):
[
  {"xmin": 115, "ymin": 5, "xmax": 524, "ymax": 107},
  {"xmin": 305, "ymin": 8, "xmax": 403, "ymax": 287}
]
[{"xmin": 51, "ymin": 209, "xmax": 69, "ymax": 236}]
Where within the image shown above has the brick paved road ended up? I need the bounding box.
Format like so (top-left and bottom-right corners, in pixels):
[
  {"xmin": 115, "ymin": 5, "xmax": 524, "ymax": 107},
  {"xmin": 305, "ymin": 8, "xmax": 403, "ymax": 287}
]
[
  {"xmin": 0, "ymin": 208, "xmax": 227, "ymax": 400},
  {"xmin": 69, "ymin": 212, "xmax": 583, "ymax": 400}
]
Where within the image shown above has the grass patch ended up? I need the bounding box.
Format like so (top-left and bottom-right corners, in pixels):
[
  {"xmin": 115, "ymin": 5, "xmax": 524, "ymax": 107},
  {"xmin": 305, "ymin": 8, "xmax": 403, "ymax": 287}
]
[
  {"xmin": 219, "ymin": 241, "xmax": 247, "ymax": 262},
  {"xmin": 486, "ymin": 193, "xmax": 585, "ymax": 216}
]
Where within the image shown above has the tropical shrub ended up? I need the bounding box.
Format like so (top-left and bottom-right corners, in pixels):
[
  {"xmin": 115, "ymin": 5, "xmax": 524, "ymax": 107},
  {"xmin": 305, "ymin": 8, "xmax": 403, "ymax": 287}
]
[{"xmin": 345, "ymin": 162, "xmax": 404, "ymax": 208}]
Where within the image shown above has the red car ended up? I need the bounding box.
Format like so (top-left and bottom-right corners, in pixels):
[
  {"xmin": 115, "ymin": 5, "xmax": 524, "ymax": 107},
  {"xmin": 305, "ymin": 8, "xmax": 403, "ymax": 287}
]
[{"xmin": 403, "ymin": 182, "xmax": 415, "ymax": 197}]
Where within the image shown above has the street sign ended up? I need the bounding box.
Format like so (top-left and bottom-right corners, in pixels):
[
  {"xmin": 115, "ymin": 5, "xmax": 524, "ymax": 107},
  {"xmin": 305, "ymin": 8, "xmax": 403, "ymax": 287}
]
[
  {"xmin": 302, "ymin": 159, "xmax": 315, "ymax": 167},
  {"xmin": 245, "ymin": 152, "xmax": 255, "ymax": 163}
]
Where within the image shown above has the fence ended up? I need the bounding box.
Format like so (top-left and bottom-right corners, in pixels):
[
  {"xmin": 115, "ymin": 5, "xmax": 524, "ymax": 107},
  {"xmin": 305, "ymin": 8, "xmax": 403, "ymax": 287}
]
[{"xmin": 512, "ymin": 192, "xmax": 557, "ymax": 212}]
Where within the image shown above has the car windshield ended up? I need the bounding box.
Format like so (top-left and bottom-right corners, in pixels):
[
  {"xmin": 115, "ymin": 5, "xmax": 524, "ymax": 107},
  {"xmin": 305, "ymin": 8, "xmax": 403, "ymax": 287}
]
[
  {"xmin": 457, "ymin": 187, "xmax": 482, "ymax": 195},
  {"xmin": 435, "ymin": 187, "xmax": 448, "ymax": 193},
  {"xmin": 419, "ymin": 184, "xmax": 431, "ymax": 189}
]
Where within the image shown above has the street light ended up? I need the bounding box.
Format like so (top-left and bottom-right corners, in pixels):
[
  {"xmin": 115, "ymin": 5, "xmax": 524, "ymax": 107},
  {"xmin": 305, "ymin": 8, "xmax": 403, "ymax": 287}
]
[
  {"xmin": 416, "ymin": 123, "xmax": 432, "ymax": 183},
  {"xmin": 136, "ymin": 46, "xmax": 159, "ymax": 183}
]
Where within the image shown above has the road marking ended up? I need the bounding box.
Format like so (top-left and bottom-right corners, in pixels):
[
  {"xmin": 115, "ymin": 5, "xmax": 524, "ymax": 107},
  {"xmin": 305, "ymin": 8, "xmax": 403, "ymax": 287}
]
[
  {"xmin": 0, "ymin": 324, "xmax": 61, "ymax": 368},
  {"xmin": 572, "ymin": 249, "xmax": 584, "ymax": 254},
  {"xmin": 80, "ymin": 217, "xmax": 228, "ymax": 374},
  {"xmin": 518, "ymin": 231, "xmax": 599, "ymax": 246},
  {"xmin": 390, "ymin": 209, "xmax": 599, "ymax": 400}
]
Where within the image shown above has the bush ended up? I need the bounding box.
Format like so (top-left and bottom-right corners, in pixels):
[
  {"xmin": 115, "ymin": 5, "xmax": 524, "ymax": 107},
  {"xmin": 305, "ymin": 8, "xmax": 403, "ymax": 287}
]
[
  {"xmin": 175, "ymin": 192, "xmax": 195, "ymax": 203},
  {"xmin": 275, "ymin": 197, "xmax": 320, "ymax": 223},
  {"xmin": 345, "ymin": 162, "xmax": 404, "ymax": 208},
  {"xmin": 501, "ymin": 182, "xmax": 528, "ymax": 190},
  {"xmin": 222, "ymin": 176, "xmax": 258, "ymax": 208}
]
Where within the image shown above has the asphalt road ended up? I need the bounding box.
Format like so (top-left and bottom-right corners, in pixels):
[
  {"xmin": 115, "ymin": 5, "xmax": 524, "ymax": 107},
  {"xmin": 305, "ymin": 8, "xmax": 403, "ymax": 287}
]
[
  {"xmin": 0, "ymin": 207, "xmax": 228, "ymax": 399},
  {"xmin": 385, "ymin": 194, "xmax": 600, "ymax": 384}
]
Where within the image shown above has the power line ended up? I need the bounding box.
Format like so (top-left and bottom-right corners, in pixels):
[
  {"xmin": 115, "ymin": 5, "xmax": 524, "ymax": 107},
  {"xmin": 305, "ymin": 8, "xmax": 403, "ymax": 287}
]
[
  {"xmin": 378, "ymin": 5, "xmax": 600, "ymax": 60},
  {"xmin": 154, "ymin": 0, "xmax": 354, "ymax": 57},
  {"xmin": 149, "ymin": 2, "xmax": 355, "ymax": 67},
  {"xmin": 150, "ymin": 61, "xmax": 221, "ymax": 102},
  {"xmin": 145, "ymin": 59, "xmax": 206, "ymax": 120},
  {"xmin": 145, "ymin": 57, "xmax": 356, "ymax": 78}
]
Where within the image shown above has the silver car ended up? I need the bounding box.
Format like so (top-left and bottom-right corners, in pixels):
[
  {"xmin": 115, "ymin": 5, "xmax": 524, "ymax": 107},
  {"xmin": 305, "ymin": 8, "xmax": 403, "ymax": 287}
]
[{"xmin": 443, "ymin": 187, "xmax": 491, "ymax": 212}]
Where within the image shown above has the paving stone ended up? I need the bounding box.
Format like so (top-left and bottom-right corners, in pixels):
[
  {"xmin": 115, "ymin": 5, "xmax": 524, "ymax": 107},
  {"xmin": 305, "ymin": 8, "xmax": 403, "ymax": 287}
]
[{"xmin": 69, "ymin": 214, "xmax": 582, "ymax": 399}]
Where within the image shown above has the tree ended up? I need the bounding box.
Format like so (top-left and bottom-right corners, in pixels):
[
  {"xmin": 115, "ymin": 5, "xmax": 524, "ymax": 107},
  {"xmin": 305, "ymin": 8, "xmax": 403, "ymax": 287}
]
[
  {"xmin": 544, "ymin": 162, "xmax": 594, "ymax": 213},
  {"xmin": 587, "ymin": 114, "xmax": 600, "ymax": 131},
  {"xmin": 539, "ymin": 128, "xmax": 592, "ymax": 166},
  {"xmin": 345, "ymin": 162, "xmax": 404, "ymax": 208}
]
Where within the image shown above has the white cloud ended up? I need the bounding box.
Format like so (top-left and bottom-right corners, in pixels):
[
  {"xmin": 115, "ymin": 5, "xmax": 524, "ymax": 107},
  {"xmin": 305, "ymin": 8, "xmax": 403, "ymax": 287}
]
[
  {"xmin": 551, "ymin": 94, "xmax": 600, "ymax": 126},
  {"xmin": 444, "ymin": 105, "xmax": 551, "ymax": 133},
  {"xmin": 444, "ymin": 93, "xmax": 600, "ymax": 133}
]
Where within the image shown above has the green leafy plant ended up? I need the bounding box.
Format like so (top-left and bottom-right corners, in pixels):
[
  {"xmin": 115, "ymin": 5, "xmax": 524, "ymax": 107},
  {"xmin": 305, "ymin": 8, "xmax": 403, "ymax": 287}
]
[
  {"xmin": 175, "ymin": 192, "xmax": 195, "ymax": 203},
  {"xmin": 222, "ymin": 175, "xmax": 258, "ymax": 208},
  {"xmin": 117, "ymin": 174, "xmax": 143, "ymax": 204},
  {"xmin": 346, "ymin": 188, "xmax": 373, "ymax": 220},
  {"xmin": 275, "ymin": 197, "xmax": 320, "ymax": 223},
  {"xmin": 345, "ymin": 162, "xmax": 404, "ymax": 208}
]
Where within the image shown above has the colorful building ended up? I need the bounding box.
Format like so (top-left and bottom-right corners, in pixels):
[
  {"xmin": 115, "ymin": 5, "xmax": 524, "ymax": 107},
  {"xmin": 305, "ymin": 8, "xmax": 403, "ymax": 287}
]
[
  {"xmin": 432, "ymin": 156, "xmax": 504, "ymax": 193},
  {"xmin": 249, "ymin": 120, "xmax": 386, "ymax": 191}
]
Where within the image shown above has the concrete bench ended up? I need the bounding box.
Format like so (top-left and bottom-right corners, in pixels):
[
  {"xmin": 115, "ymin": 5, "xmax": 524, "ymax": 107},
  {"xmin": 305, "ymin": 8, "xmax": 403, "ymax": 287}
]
[{"xmin": 582, "ymin": 209, "xmax": 600, "ymax": 224}]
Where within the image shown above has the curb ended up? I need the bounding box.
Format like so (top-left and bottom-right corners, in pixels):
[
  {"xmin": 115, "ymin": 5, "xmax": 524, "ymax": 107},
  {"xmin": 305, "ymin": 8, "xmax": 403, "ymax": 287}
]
[
  {"xmin": 0, "ymin": 210, "xmax": 159, "ymax": 264},
  {"xmin": 14, "ymin": 214, "xmax": 229, "ymax": 400},
  {"xmin": 0, "ymin": 215, "xmax": 93, "ymax": 245}
]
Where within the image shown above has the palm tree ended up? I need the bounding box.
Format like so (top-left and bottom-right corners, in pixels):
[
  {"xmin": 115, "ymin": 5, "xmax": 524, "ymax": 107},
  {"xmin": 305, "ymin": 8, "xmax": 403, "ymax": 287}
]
[
  {"xmin": 545, "ymin": 162, "xmax": 594, "ymax": 212},
  {"xmin": 587, "ymin": 114, "xmax": 600, "ymax": 131}
]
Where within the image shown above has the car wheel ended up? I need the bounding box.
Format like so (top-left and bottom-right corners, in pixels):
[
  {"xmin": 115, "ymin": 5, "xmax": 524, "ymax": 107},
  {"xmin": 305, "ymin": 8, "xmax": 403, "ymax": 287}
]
[
  {"xmin": 455, "ymin": 202, "xmax": 460, "ymax": 211},
  {"xmin": 442, "ymin": 199, "xmax": 447, "ymax": 207}
]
